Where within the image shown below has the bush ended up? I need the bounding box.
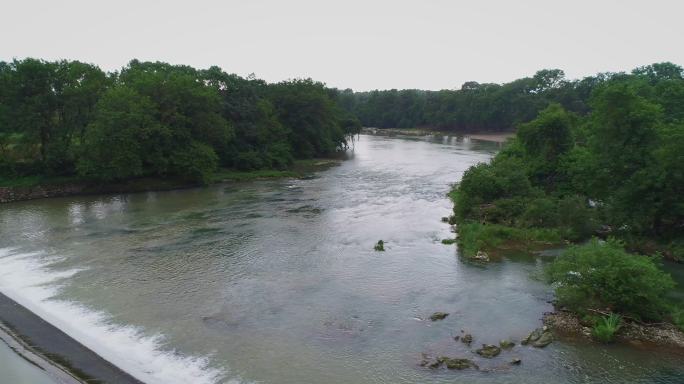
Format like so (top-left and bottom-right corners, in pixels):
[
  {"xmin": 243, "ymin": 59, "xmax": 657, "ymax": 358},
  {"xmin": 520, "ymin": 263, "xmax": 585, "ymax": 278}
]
[
  {"xmin": 454, "ymin": 157, "xmax": 538, "ymax": 222},
  {"xmin": 671, "ymin": 307, "xmax": 684, "ymax": 332},
  {"xmin": 591, "ymin": 313, "xmax": 622, "ymax": 343},
  {"xmin": 546, "ymin": 238, "xmax": 675, "ymax": 321}
]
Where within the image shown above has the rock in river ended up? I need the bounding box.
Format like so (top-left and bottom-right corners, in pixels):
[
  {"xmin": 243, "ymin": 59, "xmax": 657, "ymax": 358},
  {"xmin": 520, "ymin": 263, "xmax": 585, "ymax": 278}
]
[
  {"xmin": 521, "ymin": 326, "xmax": 553, "ymax": 348},
  {"xmin": 429, "ymin": 312, "xmax": 449, "ymax": 321},
  {"xmin": 476, "ymin": 344, "xmax": 501, "ymax": 358},
  {"xmin": 499, "ymin": 339, "xmax": 515, "ymax": 349},
  {"xmin": 424, "ymin": 356, "xmax": 478, "ymax": 370},
  {"xmin": 461, "ymin": 333, "xmax": 473, "ymax": 345}
]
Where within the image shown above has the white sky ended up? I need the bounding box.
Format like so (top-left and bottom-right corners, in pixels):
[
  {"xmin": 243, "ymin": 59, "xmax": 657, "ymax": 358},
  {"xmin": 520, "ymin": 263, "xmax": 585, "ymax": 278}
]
[{"xmin": 1, "ymin": 0, "xmax": 683, "ymax": 91}]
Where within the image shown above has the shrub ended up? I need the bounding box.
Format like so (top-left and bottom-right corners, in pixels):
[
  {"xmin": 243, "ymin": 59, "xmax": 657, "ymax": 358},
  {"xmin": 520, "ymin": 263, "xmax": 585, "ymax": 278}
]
[
  {"xmin": 671, "ymin": 307, "xmax": 684, "ymax": 332},
  {"xmin": 546, "ymin": 238, "xmax": 675, "ymax": 321},
  {"xmin": 591, "ymin": 313, "xmax": 622, "ymax": 343},
  {"xmin": 454, "ymin": 157, "xmax": 538, "ymax": 222}
]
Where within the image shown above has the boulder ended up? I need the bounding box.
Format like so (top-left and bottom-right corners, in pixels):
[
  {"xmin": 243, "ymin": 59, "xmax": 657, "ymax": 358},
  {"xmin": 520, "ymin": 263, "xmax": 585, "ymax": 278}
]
[
  {"xmin": 521, "ymin": 326, "xmax": 553, "ymax": 348},
  {"xmin": 429, "ymin": 312, "xmax": 449, "ymax": 321},
  {"xmin": 476, "ymin": 344, "xmax": 501, "ymax": 358},
  {"xmin": 532, "ymin": 331, "xmax": 553, "ymax": 348},
  {"xmin": 461, "ymin": 333, "xmax": 473, "ymax": 345},
  {"xmin": 499, "ymin": 339, "xmax": 515, "ymax": 349},
  {"xmin": 443, "ymin": 357, "xmax": 477, "ymax": 370}
]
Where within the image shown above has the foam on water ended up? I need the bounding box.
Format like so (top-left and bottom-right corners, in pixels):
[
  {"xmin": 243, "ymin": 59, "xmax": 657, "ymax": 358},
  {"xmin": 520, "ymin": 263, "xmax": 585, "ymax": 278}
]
[{"xmin": 0, "ymin": 247, "xmax": 235, "ymax": 384}]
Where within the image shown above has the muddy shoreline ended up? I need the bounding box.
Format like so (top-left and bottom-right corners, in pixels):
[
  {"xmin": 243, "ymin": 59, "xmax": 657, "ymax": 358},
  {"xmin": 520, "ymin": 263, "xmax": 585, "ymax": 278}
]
[{"xmin": 0, "ymin": 292, "xmax": 142, "ymax": 384}]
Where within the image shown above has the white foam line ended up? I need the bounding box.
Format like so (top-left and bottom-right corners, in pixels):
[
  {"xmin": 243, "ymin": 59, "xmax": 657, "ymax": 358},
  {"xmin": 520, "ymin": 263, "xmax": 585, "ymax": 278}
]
[{"xmin": 0, "ymin": 247, "xmax": 238, "ymax": 384}]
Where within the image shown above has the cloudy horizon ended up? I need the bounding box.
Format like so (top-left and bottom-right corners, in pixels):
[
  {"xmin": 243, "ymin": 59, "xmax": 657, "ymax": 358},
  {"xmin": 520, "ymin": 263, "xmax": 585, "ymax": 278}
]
[{"xmin": 2, "ymin": 0, "xmax": 683, "ymax": 91}]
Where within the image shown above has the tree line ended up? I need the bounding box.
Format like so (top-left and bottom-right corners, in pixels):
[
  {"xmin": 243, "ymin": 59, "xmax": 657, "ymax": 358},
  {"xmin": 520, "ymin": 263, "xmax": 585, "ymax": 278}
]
[
  {"xmin": 451, "ymin": 62, "xmax": 684, "ymax": 260},
  {"xmin": 337, "ymin": 66, "xmax": 683, "ymax": 131},
  {"xmin": 0, "ymin": 59, "xmax": 361, "ymax": 183}
]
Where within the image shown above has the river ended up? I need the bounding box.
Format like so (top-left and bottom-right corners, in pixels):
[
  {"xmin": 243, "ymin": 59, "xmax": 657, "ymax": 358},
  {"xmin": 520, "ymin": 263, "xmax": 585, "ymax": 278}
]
[{"xmin": 0, "ymin": 133, "xmax": 682, "ymax": 384}]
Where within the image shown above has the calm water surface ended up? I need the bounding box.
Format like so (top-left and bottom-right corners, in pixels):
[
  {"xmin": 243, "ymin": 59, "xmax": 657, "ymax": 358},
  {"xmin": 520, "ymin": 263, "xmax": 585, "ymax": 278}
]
[{"xmin": 0, "ymin": 134, "xmax": 682, "ymax": 384}]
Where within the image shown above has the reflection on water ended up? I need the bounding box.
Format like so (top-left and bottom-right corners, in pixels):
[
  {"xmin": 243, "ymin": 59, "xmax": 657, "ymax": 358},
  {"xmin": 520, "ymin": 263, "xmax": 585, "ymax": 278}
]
[{"xmin": 0, "ymin": 134, "xmax": 683, "ymax": 384}]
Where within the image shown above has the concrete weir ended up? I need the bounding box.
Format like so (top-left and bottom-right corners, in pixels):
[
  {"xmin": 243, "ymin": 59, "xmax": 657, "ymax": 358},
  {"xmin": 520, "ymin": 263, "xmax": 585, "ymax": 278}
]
[{"xmin": 0, "ymin": 293, "xmax": 142, "ymax": 384}]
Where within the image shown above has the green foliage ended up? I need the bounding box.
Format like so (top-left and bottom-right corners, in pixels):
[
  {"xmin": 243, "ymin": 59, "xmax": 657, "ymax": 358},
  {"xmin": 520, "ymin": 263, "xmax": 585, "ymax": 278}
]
[
  {"xmin": 77, "ymin": 86, "xmax": 162, "ymax": 181},
  {"xmin": 374, "ymin": 240, "xmax": 385, "ymax": 251},
  {"xmin": 269, "ymin": 79, "xmax": 353, "ymax": 158},
  {"xmin": 168, "ymin": 142, "xmax": 218, "ymax": 184},
  {"xmin": 457, "ymin": 222, "xmax": 562, "ymax": 257},
  {"xmin": 591, "ymin": 314, "xmax": 622, "ymax": 343},
  {"xmin": 671, "ymin": 307, "xmax": 684, "ymax": 332},
  {"xmin": 517, "ymin": 103, "xmax": 575, "ymax": 187},
  {"xmin": 454, "ymin": 155, "xmax": 539, "ymax": 223},
  {"xmin": 346, "ymin": 68, "xmax": 575, "ymax": 131},
  {"xmin": 450, "ymin": 66, "xmax": 684, "ymax": 259},
  {"xmin": 0, "ymin": 58, "xmax": 355, "ymax": 187},
  {"xmin": 546, "ymin": 239, "xmax": 675, "ymax": 321}
]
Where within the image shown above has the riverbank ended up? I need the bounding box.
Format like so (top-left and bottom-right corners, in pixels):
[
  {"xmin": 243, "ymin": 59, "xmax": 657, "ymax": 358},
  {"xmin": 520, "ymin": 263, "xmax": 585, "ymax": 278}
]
[
  {"xmin": 0, "ymin": 158, "xmax": 342, "ymax": 204},
  {"xmin": 361, "ymin": 127, "xmax": 514, "ymax": 143},
  {"xmin": 543, "ymin": 310, "xmax": 684, "ymax": 351},
  {"xmin": 0, "ymin": 293, "xmax": 142, "ymax": 383}
]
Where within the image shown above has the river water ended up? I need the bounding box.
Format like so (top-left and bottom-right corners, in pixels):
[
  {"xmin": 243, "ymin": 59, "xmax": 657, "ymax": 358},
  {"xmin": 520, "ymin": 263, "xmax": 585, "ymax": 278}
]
[{"xmin": 0, "ymin": 134, "xmax": 682, "ymax": 384}]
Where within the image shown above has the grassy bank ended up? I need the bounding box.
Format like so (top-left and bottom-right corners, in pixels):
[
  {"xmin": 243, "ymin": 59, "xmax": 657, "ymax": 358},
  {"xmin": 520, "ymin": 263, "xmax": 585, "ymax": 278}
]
[
  {"xmin": 0, "ymin": 158, "xmax": 342, "ymax": 203},
  {"xmin": 455, "ymin": 222, "xmax": 564, "ymax": 258}
]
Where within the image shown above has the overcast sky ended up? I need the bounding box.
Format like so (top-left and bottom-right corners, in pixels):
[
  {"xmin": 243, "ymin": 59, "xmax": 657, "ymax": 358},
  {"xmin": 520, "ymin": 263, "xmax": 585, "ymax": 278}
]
[{"xmin": 2, "ymin": 0, "xmax": 683, "ymax": 91}]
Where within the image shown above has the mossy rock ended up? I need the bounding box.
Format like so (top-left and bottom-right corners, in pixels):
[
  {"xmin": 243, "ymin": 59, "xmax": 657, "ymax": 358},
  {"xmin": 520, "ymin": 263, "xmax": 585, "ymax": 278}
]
[
  {"xmin": 476, "ymin": 344, "xmax": 501, "ymax": 358},
  {"xmin": 500, "ymin": 339, "xmax": 515, "ymax": 349},
  {"xmin": 429, "ymin": 312, "xmax": 449, "ymax": 321},
  {"xmin": 521, "ymin": 326, "xmax": 553, "ymax": 348},
  {"xmin": 443, "ymin": 357, "xmax": 477, "ymax": 370}
]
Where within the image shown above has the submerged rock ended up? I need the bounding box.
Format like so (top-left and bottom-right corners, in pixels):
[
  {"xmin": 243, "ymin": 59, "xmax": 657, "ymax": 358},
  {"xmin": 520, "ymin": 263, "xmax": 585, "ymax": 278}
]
[
  {"xmin": 424, "ymin": 356, "xmax": 477, "ymax": 370},
  {"xmin": 476, "ymin": 344, "xmax": 501, "ymax": 358},
  {"xmin": 499, "ymin": 339, "xmax": 515, "ymax": 349},
  {"xmin": 510, "ymin": 358, "xmax": 522, "ymax": 365},
  {"xmin": 443, "ymin": 357, "xmax": 477, "ymax": 370},
  {"xmin": 474, "ymin": 250, "xmax": 490, "ymax": 262},
  {"xmin": 461, "ymin": 333, "xmax": 473, "ymax": 345},
  {"xmin": 429, "ymin": 312, "xmax": 449, "ymax": 321}
]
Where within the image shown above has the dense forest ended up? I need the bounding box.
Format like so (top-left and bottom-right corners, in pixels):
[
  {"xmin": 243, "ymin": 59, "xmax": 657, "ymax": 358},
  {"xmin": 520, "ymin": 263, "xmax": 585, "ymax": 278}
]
[
  {"xmin": 450, "ymin": 62, "xmax": 684, "ymax": 260},
  {"xmin": 448, "ymin": 62, "xmax": 684, "ymax": 330},
  {"xmin": 338, "ymin": 65, "xmax": 684, "ymax": 131},
  {"xmin": 0, "ymin": 59, "xmax": 361, "ymax": 184}
]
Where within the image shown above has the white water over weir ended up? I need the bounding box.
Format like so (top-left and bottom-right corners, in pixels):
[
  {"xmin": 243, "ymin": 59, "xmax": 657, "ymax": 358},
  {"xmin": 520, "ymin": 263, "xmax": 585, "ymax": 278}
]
[{"xmin": 0, "ymin": 247, "xmax": 228, "ymax": 384}]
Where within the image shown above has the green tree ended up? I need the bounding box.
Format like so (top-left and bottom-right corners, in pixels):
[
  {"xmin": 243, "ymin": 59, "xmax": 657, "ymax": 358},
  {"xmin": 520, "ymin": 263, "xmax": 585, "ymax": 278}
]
[
  {"xmin": 78, "ymin": 86, "xmax": 164, "ymax": 181},
  {"xmin": 546, "ymin": 239, "xmax": 675, "ymax": 321},
  {"xmin": 517, "ymin": 103, "xmax": 575, "ymax": 187}
]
